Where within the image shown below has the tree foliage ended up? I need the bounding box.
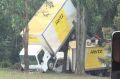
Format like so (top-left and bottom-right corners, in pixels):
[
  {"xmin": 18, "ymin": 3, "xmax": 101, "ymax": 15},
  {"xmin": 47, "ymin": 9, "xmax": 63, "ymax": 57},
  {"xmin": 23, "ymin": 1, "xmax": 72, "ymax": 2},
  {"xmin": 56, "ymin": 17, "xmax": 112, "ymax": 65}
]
[
  {"xmin": 83, "ymin": 0, "xmax": 120, "ymax": 36},
  {"xmin": 0, "ymin": 0, "xmax": 45, "ymax": 67},
  {"xmin": 114, "ymin": 3, "xmax": 120, "ymax": 30},
  {"xmin": 0, "ymin": 0, "xmax": 120, "ymax": 68}
]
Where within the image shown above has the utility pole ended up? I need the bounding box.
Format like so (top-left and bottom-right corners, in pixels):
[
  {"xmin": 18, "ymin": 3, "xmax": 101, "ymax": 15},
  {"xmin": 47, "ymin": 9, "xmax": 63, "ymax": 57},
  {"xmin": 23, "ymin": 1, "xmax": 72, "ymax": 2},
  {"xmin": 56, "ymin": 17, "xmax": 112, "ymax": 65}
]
[
  {"xmin": 75, "ymin": 0, "xmax": 86, "ymax": 75},
  {"xmin": 23, "ymin": 0, "xmax": 29, "ymax": 71}
]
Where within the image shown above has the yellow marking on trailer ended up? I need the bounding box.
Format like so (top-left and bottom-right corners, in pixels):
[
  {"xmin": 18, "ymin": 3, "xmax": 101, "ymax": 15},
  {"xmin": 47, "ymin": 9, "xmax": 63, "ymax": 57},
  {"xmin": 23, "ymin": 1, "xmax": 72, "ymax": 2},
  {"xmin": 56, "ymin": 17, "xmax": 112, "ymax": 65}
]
[
  {"xmin": 28, "ymin": 0, "xmax": 66, "ymax": 34},
  {"xmin": 52, "ymin": 8, "xmax": 70, "ymax": 42},
  {"xmin": 85, "ymin": 47, "xmax": 106, "ymax": 70},
  {"xmin": 29, "ymin": 35, "xmax": 41, "ymax": 44}
]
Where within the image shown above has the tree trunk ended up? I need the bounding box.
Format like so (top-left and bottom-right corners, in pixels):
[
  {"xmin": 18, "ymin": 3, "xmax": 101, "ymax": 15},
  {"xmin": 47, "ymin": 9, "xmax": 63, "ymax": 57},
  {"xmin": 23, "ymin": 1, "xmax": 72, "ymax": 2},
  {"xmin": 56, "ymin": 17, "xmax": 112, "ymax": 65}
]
[
  {"xmin": 75, "ymin": 0, "xmax": 86, "ymax": 75},
  {"xmin": 79, "ymin": 7, "xmax": 86, "ymax": 74},
  {"xmin": 23, "ymin": 0, "xmax": 29, "ymax": 71}
]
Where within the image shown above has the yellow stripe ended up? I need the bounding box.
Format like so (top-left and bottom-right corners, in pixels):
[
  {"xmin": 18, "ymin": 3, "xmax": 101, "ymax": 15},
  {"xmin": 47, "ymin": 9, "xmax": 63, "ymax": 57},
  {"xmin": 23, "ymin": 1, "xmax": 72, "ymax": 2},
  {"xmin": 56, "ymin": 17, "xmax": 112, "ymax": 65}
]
[{"xmin": 28, "ymin": 35, "xmax": 41, "ymax": 44}]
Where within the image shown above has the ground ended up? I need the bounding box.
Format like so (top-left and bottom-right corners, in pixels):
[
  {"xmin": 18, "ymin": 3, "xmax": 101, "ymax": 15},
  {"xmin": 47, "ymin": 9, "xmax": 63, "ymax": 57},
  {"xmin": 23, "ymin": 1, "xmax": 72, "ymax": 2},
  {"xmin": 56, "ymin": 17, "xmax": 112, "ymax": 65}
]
[{"xmin": 0, "ymin": 68, "xmax": 110, "ymax": 79}]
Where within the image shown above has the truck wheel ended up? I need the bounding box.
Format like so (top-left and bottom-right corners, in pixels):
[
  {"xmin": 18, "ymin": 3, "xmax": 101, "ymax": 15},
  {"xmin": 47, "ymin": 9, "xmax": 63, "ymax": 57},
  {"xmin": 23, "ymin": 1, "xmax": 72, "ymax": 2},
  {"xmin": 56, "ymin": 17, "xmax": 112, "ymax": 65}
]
[
  {"xmin": 48, "ymin": 60, "xmax": 54, "ymax": 70},
  {"xmin": 20, "ymin": 66, "xmax": 24, "ymax": 72}
]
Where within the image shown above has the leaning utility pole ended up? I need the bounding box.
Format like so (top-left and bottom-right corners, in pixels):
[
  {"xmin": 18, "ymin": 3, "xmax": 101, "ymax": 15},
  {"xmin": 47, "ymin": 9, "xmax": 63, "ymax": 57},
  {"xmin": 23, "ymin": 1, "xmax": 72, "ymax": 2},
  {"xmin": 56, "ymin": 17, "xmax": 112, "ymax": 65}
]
[
  {"xmin": 75, "ymin": 0, "xmax": 86, "ymax": 75},
  {"xmin": 23, "ymin": 0, "xmax": 29, "ymax": 71}
]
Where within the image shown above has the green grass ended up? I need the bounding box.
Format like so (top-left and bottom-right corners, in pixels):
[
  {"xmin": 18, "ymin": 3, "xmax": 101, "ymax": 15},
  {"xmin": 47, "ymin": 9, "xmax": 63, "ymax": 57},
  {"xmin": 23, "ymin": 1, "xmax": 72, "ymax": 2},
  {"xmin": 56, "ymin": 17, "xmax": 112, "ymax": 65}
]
[{"xmin": 0, "ymin": 68, "xmax": 110, "ymax": 79}]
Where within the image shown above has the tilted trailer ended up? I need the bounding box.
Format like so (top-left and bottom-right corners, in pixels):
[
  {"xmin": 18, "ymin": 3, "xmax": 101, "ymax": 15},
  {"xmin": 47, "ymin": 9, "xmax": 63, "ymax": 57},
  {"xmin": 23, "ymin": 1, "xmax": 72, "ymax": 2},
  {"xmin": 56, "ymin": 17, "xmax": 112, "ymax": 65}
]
[{"xmin": 19, "ymin": 0, "xmax": 76, "ymax": 72}]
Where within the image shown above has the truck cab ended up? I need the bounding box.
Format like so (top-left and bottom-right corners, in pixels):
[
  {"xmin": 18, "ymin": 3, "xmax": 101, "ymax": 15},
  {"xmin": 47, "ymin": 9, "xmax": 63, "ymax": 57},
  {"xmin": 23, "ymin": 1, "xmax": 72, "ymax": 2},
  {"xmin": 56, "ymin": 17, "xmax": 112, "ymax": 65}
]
[{"xmin": 19, "ymin": 45, "xmax": 51, "ymax": 72}]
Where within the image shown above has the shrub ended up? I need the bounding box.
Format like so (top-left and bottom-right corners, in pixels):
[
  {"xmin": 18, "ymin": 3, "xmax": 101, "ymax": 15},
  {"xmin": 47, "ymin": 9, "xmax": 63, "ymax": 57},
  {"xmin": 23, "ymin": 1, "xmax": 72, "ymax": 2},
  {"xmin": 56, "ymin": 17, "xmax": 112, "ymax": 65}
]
[
  {"xmin": 0, "ymin": 61, "xmax": 11, "ymax": 68},
  {"xmin": 10, "ymin": 63, "xmax": 21, "ymax": 70}
]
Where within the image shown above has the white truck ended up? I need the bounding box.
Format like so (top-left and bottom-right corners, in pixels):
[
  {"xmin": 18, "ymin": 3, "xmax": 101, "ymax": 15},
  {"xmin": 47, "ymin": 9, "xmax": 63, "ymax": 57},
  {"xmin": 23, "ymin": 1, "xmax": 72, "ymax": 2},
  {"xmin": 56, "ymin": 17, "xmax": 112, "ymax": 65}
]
[{"xmin": 19, "ymin": 0, "xmax": 76, "ymax": 72}]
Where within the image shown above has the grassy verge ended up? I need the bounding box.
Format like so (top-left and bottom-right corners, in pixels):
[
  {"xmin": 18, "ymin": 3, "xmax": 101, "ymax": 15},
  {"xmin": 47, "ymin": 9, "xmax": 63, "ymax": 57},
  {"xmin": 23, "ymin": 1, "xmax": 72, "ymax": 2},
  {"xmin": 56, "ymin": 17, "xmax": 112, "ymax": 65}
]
[{"xmin": 0, "ymin": 68, "xmax": 110, "ymax": 79}]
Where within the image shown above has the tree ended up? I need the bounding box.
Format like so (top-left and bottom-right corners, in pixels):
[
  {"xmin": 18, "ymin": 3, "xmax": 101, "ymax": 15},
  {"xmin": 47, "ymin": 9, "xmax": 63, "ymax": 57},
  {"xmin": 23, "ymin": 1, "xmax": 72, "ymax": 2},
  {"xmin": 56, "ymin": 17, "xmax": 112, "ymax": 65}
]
[
  {"xmin": 23, "ymin": 0, "xmax": 29, "ymax": 71},
  {"xmin": 75, "ymin": 0, "xmax": 86, "ymax": 75},
  {"xmin": 0, "ymin": 0, "xmax": 45, "ymax": 68},
  {"xmin": 114, "ymin": 3, "xmax": 120, "ymax": 30}
]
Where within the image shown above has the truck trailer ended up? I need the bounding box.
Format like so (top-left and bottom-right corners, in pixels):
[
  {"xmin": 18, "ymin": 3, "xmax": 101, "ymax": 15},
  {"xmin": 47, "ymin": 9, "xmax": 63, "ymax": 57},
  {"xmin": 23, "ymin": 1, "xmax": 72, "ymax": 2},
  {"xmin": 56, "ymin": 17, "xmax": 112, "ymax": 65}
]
[{"xmin": 19, "ymin": 0, "xmax": 76, "ymax": 72}]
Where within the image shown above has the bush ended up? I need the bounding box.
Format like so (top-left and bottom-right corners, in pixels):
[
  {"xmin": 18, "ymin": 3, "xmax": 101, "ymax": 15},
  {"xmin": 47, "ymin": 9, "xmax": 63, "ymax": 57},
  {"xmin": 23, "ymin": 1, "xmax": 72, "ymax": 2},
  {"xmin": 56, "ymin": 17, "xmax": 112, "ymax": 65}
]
[
  {"xmin": 10, "ymin": 63, "xmax": 21, "ymax": 70},
  {"xmin": 0, "ymin": 61, "xmax": 11, "ymax": 68}
]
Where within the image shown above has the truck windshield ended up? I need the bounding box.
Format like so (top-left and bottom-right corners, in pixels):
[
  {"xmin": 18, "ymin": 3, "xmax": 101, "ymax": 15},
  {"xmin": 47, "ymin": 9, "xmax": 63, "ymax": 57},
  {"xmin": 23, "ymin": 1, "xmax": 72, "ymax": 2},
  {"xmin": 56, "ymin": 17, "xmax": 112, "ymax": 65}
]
[{"xmin": 20, "ymin": 55, "xmax": 38, "ymax": 65}]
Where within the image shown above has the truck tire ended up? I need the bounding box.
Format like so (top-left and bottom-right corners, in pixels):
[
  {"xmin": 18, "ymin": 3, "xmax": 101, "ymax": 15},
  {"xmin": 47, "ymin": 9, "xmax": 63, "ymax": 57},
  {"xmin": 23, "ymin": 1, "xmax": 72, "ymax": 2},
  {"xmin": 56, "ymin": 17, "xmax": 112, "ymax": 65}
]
[
  {"xmin": 20, "ymin": 66, "xmax": 24, "ymax": 72},
  {"xmin": 48, "ymin": 60, "xmax": 54, "ymax": 70}
]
